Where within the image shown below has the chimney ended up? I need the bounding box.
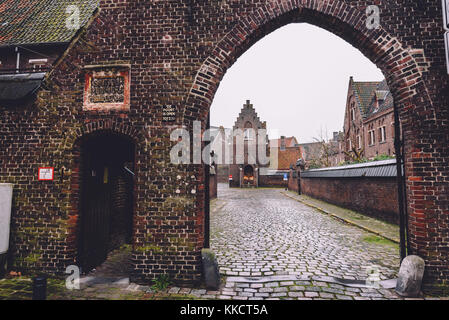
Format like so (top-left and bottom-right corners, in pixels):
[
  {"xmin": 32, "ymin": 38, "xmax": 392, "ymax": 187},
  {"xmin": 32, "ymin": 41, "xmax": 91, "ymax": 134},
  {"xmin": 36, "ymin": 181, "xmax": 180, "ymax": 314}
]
[
  {"xmin": 333, "ymin": 132, "xmax": 338, "ymax": 141},
  {"xmin": 281, "ymin": 136, "xmax": 286, "ymax": 150}
]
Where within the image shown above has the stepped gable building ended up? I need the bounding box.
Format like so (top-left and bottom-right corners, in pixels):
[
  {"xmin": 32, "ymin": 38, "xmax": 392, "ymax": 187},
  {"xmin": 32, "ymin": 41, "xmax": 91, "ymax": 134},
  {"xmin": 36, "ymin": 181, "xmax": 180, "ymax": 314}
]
[
  {"xmin": 229, "ymin": 100, "xmax": 268, "ymax": 188},
  {"xmin": 227, "ymin": 100, "xmax": 302, "ymax": 187},
  {"xmin": 344, "ymin": 77, "xmax": 395, "ymax": 160}
]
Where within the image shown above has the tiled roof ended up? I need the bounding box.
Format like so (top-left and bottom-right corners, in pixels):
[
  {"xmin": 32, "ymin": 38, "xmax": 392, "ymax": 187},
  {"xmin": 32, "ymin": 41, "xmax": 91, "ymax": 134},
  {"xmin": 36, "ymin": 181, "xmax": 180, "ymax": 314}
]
[
  {"xmin": 351, "ymin": 80, "xmax": 382, "ymax": 119},
  {"xmin": 0, "ymin": 0, "xmax": 99, "ymax": 47},
  {"xmin": 364, "ymin": 80, "xmax": 394, "ymax": 119}
]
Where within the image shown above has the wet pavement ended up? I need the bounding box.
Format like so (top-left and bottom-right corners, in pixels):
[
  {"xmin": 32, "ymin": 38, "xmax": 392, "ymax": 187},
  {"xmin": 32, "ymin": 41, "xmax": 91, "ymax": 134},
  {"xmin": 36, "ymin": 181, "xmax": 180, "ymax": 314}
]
[{"xmin": 211, "ymin": 184, "xmax": 400, "ymax": 281}]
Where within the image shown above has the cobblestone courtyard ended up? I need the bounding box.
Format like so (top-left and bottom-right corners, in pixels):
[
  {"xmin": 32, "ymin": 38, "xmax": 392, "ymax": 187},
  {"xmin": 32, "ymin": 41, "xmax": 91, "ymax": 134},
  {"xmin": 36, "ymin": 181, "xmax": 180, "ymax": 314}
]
[{"xmin": 211, "ymin": 184, "xmax": 400, "ymax": 281}]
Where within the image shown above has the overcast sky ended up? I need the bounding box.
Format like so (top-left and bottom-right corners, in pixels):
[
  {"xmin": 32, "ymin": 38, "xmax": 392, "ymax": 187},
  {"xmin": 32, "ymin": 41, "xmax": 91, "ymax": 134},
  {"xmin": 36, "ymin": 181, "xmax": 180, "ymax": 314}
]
[{"xmin": 210, "ymin": 23, "xmax": 384, "ymax": 144}]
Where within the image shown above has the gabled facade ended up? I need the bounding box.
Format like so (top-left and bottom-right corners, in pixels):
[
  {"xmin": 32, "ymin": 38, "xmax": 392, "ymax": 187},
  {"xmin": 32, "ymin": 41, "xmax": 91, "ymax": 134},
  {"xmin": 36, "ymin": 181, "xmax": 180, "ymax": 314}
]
[
  {"xmin": 363, "ymin": 80, "xmax": 396, "ymax": 159},
  {"xmin": 229, "ymin": 100, "xmax": 268, "ymax": 188},
  {"xmin": 343, "ymin": 77, "xmax": 395, "ymax": 161}
]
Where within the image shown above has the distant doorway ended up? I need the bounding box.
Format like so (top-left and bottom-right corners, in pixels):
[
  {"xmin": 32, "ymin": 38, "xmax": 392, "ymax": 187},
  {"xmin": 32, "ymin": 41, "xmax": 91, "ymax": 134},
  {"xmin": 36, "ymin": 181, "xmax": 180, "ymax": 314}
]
[
  {"xmin": 78, "ymin": 132, "xmax": 135, "ymax": 273},
  {"xmin": 243, "ymin": 165, "xmax": 255, "ymax": 186}
]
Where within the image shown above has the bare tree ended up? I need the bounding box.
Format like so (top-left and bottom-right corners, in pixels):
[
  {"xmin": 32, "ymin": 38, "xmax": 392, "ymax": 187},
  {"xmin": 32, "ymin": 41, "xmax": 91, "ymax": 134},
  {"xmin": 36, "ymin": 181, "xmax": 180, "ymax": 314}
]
[
  {"xmin": 343, "ymin": 135, "xmax": 365, "ymax": 162},
  {"xmin": 308, "ymin": 127, "xmax": 334, "ymax": 169}
]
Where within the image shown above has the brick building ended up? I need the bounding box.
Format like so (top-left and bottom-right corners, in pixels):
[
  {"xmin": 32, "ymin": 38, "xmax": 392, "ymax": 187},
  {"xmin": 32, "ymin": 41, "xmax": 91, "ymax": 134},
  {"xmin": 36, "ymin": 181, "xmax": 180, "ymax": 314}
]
[
  {"xmin": 269, "ymin": 136, "xmax": 303, "ymax": 170},
  {"xmin": 212, "ymin": 102, "xmax": 303, "ymax": 187},
  {"xmin": 344, "ymin": 77, "xmax": 396, "ymax": 160},
  {"xmin": 0, "ymin": 0, "xmax": 448, "ymax": 292},
  {"xmin": 228, "ymin": 100, "xmax": 268, "ymax": 188}
]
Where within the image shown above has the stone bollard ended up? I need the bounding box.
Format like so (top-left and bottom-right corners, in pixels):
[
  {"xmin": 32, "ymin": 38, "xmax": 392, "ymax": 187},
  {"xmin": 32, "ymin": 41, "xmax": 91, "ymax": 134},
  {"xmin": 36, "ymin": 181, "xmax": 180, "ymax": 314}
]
[
  {"xmin": 202, "ymin": 249, "xmax": 221, "ymax": 290},
  {"xmin": 395, "ymin": 255, "xmax": 425, "ymax": 297}
]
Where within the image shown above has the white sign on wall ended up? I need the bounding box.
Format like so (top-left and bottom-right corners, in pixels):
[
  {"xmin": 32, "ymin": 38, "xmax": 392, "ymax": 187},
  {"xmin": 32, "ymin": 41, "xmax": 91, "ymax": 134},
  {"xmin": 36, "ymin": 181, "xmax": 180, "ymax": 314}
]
[{"xmin": 38, "ymin": 167, "xmax": 54, "ymax": 181}]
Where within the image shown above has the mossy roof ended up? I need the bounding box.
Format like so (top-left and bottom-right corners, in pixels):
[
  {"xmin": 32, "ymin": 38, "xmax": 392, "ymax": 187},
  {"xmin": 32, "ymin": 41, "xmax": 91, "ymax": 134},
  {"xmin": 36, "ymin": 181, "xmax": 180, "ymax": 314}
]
[{"xmin": 0, "ymin": 0, "xmax": 99, "ymax": 47}]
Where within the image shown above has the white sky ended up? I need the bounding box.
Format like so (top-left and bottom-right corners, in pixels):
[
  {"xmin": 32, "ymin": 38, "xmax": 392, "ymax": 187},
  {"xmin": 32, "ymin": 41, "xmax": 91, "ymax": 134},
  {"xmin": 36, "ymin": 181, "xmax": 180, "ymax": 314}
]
[{"xmin": 210, "ymin": 23, "xmax": 384, "ymax": 143}]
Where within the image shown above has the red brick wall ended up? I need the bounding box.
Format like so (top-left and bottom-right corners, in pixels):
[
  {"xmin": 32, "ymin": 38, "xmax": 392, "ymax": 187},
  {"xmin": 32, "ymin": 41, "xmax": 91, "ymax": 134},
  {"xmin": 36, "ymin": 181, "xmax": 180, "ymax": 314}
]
[
  {"xmin": 301, "ymin": 177, "xmax": 400, "ymax": 225},
  {"xmin": 217, "ymin": 165, "xmax": 229, "ymax": 183},
  {"xmin": 288, "ymin": 170, "xmax": 299, "ymax": 193},
  {"xmin": 259, "ymin": 175, "xmax": 288, "ymax": 188}
]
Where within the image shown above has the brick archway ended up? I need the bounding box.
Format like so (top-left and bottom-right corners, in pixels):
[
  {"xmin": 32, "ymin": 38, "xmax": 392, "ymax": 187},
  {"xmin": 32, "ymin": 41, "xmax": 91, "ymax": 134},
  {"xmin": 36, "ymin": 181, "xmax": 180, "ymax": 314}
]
[
  {"xmin": 184, "ymin": 1, "xmax": 445, "ymax": 290},
  {"xmin": 184, "ymin": 1, "xmax": 431, "ymax": 124},
  {"xmin": 66, "ymin": 121, "xmax": 147, "ymax": 268}
]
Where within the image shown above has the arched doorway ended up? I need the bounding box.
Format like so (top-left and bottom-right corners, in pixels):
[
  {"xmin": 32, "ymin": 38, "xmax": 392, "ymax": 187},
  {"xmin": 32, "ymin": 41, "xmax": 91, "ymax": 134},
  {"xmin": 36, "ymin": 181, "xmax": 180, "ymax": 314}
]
[
  {"xmin": 243, "ymin": 165, "xmax": 255, "ymax": 186},
  {"xmin": 77, "ymin": 132, "xmax": 135, "ymax": 273}
]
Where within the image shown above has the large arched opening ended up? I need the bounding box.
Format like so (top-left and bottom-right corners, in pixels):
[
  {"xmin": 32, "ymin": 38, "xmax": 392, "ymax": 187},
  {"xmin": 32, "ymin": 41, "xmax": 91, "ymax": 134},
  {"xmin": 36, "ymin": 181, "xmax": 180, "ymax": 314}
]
[{"xmin": 184, "ymin": 1, "xmax": 436, "ymax": 289}]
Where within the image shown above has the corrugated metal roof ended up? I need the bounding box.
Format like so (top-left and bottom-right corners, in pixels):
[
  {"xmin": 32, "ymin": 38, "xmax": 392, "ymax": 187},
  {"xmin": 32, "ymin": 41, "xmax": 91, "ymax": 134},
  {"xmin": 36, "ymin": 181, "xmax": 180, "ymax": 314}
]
[
  {"xmin": 301, "ymin": 159, "xmax": 398, "ymax": 178},
  {"xmin": 260, "ymin": 169, "xmax": 289, "ymax": 176}
]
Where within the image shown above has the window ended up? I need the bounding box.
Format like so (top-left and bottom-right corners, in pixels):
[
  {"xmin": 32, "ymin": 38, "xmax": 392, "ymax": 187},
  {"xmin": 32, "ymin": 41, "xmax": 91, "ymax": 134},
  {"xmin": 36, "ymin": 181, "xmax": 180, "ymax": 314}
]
[
  {"xmin": 244, "ymin": 128, "xmax": 253, "ymax": 141},
  {"xmin": 357, "ymin": 135, "xmax": 361, "ymax": 149},
  {"xmin": 351, "ymin": 107, "xmax": 355, "ymax": 121},
  {"xmin": 379, "ymin": 126, "xmax": 387, "ymax": 143},
  {"xmin": 368, "ymin": 130, "xmax": 376, "ymax": 146},
  {"xmin": 280, "ymin": 137, "xmax": 286, "ymax": 151},
  {"xmin": 29, "ymin": 59, "xmax": 48, "ymax": 71}
]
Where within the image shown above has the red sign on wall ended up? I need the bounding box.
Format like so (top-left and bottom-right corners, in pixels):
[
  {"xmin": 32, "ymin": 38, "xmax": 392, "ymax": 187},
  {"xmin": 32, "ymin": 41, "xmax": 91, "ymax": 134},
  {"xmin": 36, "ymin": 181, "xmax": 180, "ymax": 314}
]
[{"xmin": 38, "ymin": 167, "xmax": 54, "ymax": 181}]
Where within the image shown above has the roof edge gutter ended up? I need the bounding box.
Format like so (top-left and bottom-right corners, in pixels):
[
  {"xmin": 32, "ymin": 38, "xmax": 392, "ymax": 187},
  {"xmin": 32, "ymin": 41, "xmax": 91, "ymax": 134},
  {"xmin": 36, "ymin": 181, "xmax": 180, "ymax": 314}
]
[{"xmin": 0, "ymin": 41, "xmax": 70, "ymax": 50}]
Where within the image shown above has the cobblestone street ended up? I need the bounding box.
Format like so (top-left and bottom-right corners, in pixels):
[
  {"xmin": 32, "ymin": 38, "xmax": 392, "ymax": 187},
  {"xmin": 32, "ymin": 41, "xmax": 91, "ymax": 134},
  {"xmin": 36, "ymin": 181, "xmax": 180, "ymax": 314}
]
[
  {"xmin": 205, "ymin": 183, "xmax": 405, "ymax": 299},
  {"xmin": 211, "ymin": 184, "xmax": 400, "ymax": 281}
]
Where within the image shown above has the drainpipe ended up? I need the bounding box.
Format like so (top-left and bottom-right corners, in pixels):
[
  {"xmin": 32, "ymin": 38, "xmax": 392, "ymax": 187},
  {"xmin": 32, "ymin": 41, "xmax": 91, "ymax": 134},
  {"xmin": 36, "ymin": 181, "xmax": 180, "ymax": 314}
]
[
  {"xmin": 204, "ymin": 113, "xmax": 211, "ymax": 249},
  {"xmin": 15, "ymin": 47, "xmax": 20, "ymax": 73},
  {"xmin": 401, "ymin": 119, "xmax": 411, "ymax": 255},
  {"xmin": 393, "ymin": 103, "xmax": 408, "ymax": 261}
]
